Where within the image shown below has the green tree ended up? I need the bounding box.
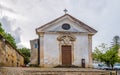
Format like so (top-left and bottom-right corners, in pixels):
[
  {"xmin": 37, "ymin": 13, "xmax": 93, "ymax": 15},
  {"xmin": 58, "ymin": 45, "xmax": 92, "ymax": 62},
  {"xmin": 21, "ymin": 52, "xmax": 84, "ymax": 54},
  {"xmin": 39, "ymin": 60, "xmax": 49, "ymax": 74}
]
[
  {"xmin": 93, "ymin": 43, "xmax": 120, "ymax": 69},
  {"xmin": 102, "ymin": 48, "xmax": 119, "ymax": 68},
  {"xmin": 93, "ymin": 43, "xmax": 108, "ymax": 62},
  {"xmin": 18, "ymin": 47, "xmax": 30, "ymax": 65},
  {"xmin": 0, "ymin": 23, "xmax": 5, "ymax": 35},
  {"xmin": 0, "ymin": 23, "xmax": 17, "ymax": 48},
  {"xmin": 4, "ymin": 33, "xmax": 17, "ymax": 48},
  {"xmin": 92, "ymin": 47, "xmax": 103, "ymax": 61}
]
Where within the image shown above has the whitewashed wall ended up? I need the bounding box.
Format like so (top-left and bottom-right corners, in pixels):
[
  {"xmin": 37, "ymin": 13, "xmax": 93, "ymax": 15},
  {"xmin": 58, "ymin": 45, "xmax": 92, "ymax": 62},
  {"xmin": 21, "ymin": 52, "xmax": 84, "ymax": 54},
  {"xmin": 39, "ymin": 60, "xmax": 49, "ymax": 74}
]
[
  {"xmin": 43, "ymin": 33, "xmax": 89, "ymax": 67},
  {"xmin": 43, "ymin": 33, "xmax": 59, "ymax": 67},
  {"xmin": 74, "ymin": 33, "xmax": 89, "ymax": 67}
]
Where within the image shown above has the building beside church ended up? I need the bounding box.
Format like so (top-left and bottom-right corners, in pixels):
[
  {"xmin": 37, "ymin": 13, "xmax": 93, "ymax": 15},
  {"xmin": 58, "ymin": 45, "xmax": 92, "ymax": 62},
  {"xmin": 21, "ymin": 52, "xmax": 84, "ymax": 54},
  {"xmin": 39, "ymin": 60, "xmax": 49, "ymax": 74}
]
[{"xmin": 30, "ymin": 14, "xmax": 97, "ymax": 68}]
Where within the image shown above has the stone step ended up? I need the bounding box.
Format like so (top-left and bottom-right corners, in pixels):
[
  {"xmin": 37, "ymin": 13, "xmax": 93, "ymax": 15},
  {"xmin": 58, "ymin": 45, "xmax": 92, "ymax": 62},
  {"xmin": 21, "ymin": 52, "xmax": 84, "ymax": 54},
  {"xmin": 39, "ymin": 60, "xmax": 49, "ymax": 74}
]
[{"xmin": 0, "ymin": 67, "xmax": 116, "ymax": 75}]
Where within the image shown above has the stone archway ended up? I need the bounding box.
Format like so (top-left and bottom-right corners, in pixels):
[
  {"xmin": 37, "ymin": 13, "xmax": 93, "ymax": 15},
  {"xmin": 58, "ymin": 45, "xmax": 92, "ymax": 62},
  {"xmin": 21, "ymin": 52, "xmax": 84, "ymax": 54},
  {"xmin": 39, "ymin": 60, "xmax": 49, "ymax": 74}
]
[{"xmin": 57, "ymin": 33, "xmax": 76, "ymax": 65}]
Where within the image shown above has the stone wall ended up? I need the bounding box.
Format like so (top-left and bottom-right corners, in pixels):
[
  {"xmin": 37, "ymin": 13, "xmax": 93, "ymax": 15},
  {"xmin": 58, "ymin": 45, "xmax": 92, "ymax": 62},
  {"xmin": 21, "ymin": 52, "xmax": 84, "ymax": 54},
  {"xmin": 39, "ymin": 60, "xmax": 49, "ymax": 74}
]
[
  {"xmin": 0, "ymin": 67, "xmax": 116, "ymax": 75},
  {"xmin": 0, "ymin": 35, "xmax": 24, "ymax": 67}
]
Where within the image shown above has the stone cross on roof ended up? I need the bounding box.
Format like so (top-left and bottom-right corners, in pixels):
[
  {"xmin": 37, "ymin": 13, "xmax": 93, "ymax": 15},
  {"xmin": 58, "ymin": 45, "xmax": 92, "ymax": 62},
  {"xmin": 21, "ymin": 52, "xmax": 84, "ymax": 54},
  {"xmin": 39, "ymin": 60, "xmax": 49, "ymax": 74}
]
[{"xmin": 64, "ymin": 9, "xmax": 68, "ymax": 14}]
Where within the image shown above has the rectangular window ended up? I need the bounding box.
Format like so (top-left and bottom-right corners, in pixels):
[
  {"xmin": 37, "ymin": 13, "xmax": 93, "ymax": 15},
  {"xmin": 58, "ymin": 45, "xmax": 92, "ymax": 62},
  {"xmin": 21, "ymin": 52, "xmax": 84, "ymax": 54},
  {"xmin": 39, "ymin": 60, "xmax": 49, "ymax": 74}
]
[{"xmin": 34, "ymin": 43, "xmax": 38, "ymax": 48}]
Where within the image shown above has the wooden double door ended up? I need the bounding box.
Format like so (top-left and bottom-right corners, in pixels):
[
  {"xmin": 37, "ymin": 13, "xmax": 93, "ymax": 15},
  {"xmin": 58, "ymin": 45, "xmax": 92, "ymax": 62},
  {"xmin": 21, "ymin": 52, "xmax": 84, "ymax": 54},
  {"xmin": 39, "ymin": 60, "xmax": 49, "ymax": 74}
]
[{"xmin": 62, "ymin": 45, "xmax": 72, "ymax": 65}]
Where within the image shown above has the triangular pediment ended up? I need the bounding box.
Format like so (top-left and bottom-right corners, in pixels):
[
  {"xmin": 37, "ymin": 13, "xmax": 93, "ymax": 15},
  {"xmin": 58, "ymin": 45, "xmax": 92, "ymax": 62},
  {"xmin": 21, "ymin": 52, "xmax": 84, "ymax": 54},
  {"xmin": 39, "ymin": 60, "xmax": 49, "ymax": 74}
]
[{"xmin": 36, "ymin": 14, "xmax": 97, "ymax": 34}]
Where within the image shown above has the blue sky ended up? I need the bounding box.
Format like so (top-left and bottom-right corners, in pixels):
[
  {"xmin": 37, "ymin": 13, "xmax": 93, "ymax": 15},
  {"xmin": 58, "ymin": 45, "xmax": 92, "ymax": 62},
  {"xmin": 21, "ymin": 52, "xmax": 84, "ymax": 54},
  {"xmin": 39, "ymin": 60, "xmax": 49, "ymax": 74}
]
[{"xmin": 0, "ymin": 0, "xmax": 120, "ymax": 50}]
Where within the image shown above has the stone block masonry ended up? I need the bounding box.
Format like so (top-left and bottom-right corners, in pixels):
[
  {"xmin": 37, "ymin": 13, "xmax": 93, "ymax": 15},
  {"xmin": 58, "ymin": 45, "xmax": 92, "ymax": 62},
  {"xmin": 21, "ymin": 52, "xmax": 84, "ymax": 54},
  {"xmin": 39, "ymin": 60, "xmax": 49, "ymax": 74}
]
[{"xmin": 0, "ymin": 35, "xmax": 24, "ymax": 67}]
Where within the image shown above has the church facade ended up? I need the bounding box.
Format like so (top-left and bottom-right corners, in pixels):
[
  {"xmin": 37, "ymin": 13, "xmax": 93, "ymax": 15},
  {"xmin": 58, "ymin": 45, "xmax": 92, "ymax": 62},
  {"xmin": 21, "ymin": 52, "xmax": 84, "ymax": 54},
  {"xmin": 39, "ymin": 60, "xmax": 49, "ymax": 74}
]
[{"xmin": 30, "ymin": 14, "xmax": 97, "ymax": 68}]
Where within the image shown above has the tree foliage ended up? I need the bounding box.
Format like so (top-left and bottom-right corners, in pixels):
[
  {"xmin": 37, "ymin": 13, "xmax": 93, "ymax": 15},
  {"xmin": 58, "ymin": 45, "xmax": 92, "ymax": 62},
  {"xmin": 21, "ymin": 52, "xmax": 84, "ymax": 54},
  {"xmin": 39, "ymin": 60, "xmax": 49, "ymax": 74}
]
[
  {"xmin": 102, "ymin": 47, "xmax": 119, "ymax": 68},
  {"xmin": 0, "ymin": 23, "xmax": 5, "ymax": 35},
  {"xmin": 93, "ymin": 43, "xmax": 120, "ymax": 69},
  {"xmin": 18, "ymin": 47, "xmax": 30, "ymax": 65},
  {"xmin": 93, "ymin": 43, "xmax": 108, "ymax": 61},
  {"xmin": 0, "ymin": 23, "xmax": 17, "ymax": 48}
]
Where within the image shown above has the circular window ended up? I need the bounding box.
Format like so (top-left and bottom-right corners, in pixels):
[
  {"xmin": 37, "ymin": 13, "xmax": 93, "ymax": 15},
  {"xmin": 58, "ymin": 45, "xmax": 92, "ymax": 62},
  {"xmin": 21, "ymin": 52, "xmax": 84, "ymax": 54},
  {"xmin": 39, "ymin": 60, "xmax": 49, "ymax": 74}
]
[{"xmin": 62, "ymin": 23, "xmax": 71, "ymax": 30}]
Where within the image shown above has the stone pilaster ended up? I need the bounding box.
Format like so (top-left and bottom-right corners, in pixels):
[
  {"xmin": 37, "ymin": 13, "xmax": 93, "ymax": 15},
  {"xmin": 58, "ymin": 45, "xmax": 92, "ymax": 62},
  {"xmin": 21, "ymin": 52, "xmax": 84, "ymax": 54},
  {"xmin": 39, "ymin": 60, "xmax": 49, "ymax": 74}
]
[
  {"xmin": 39, "ymin": 32, "xmax": 44, "ymax": 67},
  {"xmin": 71, "ymin": 42, "xmax": 74, "ymax": 65},
  {"xmin": 88, "ymin": 34, "xmax": 93, "ymax": 68},
  {"xmin": 59, "ymin": 41, "xmax": 62, "ymax": 65}
]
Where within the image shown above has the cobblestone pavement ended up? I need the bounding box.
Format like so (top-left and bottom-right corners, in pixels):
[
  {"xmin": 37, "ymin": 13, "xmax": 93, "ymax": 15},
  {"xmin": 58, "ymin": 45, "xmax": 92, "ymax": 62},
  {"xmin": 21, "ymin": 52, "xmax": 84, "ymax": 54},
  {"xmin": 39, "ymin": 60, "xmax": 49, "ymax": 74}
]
[{"xmin": 0, "ymin": 67, "xmax": 114, "ymax": 75}]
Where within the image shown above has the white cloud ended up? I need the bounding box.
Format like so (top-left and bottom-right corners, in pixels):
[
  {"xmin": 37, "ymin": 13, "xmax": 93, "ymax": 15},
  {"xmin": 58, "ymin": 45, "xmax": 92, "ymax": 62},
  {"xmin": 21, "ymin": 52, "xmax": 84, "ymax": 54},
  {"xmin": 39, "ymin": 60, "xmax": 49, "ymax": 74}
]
[
  {"xmin": 0, "ymin": 16, "xmax": 22, "ymax": 45},
  {"xmin": 0, "ymin": 0, "xmax": 120, "ymax": 50}
]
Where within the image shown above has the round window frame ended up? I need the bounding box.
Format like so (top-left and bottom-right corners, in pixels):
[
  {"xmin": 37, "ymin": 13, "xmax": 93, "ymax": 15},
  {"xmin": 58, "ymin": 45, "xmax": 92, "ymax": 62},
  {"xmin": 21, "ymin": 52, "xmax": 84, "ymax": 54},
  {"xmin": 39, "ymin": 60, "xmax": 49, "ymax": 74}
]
[{"xmin": 62, "ymin": 23, "xmax": 71, "ymax": 30}]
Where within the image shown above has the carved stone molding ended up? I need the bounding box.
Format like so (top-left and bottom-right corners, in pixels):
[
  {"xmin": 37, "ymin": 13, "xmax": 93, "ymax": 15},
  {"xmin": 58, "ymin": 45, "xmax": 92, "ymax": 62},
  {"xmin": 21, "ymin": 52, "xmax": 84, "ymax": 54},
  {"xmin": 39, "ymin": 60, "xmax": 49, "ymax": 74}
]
[{"xmin": 57, "ymin": 33, "xmax": 76, "ymax": 45}]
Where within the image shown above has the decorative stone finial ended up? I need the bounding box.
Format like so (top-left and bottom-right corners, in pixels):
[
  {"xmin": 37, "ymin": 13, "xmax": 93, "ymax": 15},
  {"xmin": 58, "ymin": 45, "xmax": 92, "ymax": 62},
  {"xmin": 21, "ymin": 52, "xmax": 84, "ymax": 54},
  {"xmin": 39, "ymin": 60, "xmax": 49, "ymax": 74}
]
[{"xmin": 64, "ymin": 9, "xmax": 68, "ymax": 14}]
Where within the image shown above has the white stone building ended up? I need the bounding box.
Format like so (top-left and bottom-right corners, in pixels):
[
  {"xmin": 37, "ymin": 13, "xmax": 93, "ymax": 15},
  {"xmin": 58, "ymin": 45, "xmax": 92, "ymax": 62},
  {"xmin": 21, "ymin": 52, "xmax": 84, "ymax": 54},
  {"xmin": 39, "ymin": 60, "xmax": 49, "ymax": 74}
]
[{"xmin": 30, "ymin": 14, "xmax": 97, "ymax": 68}]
